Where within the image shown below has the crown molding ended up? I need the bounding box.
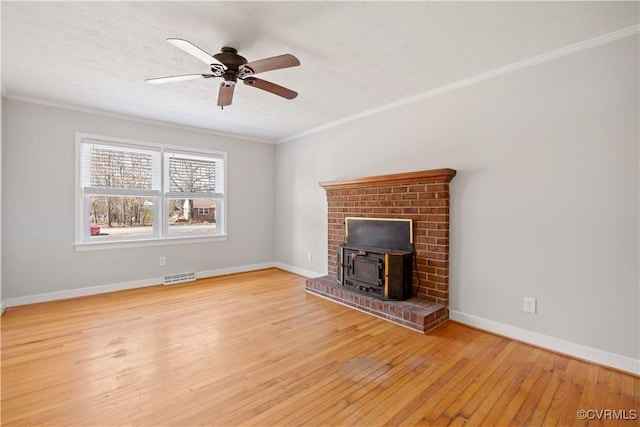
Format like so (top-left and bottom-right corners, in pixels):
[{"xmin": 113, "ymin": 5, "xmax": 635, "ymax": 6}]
[
  {"xmin": 278, "ymin": 24, "xmax": 640, "ymax": 144},
  {"xmin": 2, "ymin": 93, "xmax": 275, "ymax": 145}
]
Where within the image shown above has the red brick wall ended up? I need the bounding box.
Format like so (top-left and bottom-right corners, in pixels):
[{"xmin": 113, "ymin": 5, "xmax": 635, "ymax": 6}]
[{"xmin": 321, "ymin": 169, "xmax": 455, "ymax": 307}]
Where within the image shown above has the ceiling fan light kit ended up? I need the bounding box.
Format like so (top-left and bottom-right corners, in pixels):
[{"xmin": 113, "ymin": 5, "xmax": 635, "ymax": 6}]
[{"xmin": 146, "ymin": 38, "xmax": 300, "ymax": 109}]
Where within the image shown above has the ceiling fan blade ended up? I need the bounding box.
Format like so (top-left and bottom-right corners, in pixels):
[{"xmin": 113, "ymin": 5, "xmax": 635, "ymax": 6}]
[
  {"xmin": 145, "ymin": 74, "xmax": 213, "ymax": 84},
  {"xmin": 217, "ymin": 83, "xmax": 235, "ymax": 107},
  {"xmin": 167, "ymin": 38, "xmax": 219, "ymax": 65},
  {"xmin": 243, "ymin": 77, "xmax": 297, "ymax": 100},
  {"xmin": 241, "ymin": 54, "xmax": 300, "ymax": 75}
]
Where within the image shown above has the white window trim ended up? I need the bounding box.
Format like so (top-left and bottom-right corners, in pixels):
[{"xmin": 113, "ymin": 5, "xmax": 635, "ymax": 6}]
[{"xmin": 75, "ymin": 132, "xmax": 227, "ymax": 250}]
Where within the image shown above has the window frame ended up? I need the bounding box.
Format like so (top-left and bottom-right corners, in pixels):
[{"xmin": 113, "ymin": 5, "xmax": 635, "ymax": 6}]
[{"xmin": 75, "ymin": 133, "xmax": 227, "ymax": 250}]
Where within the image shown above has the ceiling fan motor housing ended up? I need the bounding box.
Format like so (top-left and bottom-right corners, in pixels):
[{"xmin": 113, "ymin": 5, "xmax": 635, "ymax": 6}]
[
  {"xmin": 214, "ymin": 47, "xmax": 248, "ymax": 69},
  {"xmin": 214, "ymin": 47, "xmax": 249, "ymax": 86}
]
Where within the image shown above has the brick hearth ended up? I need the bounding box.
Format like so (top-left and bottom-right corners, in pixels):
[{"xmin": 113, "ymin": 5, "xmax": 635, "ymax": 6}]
[
  {"xmin": 305, "ymin": 168, "xmax": 456, "ymax": 333},
  {"xmin": 306, "ymin": 276, "xmax": 447, "ymax": 333}
]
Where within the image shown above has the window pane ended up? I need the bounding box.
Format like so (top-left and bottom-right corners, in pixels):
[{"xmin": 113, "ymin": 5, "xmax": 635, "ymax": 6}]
[
  {"xmin": 84, "ymin": 144, "xmax": 158, "ymax": 190},
  {"xmin": 89, "ymin": 195, "xmax": 155, "ymax": 239},
  {"xmin": 78, "ymin": 135, "xmax": 226, "ymax": 244},
  {"xmin": 168, "ymin": 198, "xmax": 217, "ymax": 235},
  {"xmin": 165, "ymin": 152, "xmax": 223, "ymax": 194}
]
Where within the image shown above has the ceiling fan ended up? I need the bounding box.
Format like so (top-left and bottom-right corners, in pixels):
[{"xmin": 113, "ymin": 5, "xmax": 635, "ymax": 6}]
[{"xmin": 146, "ymin": 38, "xmax": 300, "ymax": 109}]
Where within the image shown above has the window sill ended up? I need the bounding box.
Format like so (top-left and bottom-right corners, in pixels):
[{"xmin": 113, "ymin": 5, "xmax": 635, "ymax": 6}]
[{"xmin": 74, "ymin": 234, "xmax": 229, "ymax": 251}]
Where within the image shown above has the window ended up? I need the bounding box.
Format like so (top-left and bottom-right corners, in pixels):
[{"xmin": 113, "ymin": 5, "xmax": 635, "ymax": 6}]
[{"xmin": 76, "ymin": 134, "xmax": 225, "ymax": 245}]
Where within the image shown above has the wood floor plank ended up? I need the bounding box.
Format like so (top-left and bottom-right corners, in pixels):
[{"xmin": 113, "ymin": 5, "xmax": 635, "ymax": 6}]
[
  {"xmin": 301, "ymin": 334, "xmax": 441, "ymax": 426},
  {"xmin": 509, "ymin": 352, "xmax": 556, "ymax": 426},
  {"xmin": 339, "ymin": 327, "xmax": 487, "ymax": 425},
  {"xmin": 477, "ymin": 346, "xmax": 545, "ymax": 426},
  {"xmin": 376, "ymin": 334, "xmax": 502, "ymax": 426},
  {"xmin": 1, "ymin": 268, "xmax": 638, "ymax": 426}
]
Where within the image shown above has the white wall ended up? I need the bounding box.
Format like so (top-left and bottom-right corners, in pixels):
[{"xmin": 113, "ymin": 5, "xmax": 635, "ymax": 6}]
[
  {"xmin": 275, "ymin": 35, "xmax": 639, "ymax": 369},
  {"xmin": 1, "ymin": 95, "xmax": 3, "ymax": 312},
  {"xmin": 2, "ymin": 98, "xmax": 275, "ymax": 302}
]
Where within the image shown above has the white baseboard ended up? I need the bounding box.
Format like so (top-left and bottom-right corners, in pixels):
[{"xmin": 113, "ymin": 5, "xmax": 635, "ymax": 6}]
[
  {"xmin": 3, "ymin": 277, "xmax": 163, "ymax": 308},
  {"xmin": 449, "ymin": 310, "xmax": 640, "ymax": 376},
  {"xmin": 2, "ymin": 262, "xmax": 276, "ymax": 309},
  {"xmin": 197, "ymin": 262, "xmax": 276, "ymax": 279},
  {"xmin": 274, "ymin": 262, "xmax": 324, "ymax": 278}
]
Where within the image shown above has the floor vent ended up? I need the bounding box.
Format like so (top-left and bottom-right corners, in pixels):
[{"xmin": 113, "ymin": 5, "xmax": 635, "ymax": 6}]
[{"xmin": 163, "ymin": 272, "xmax": 196, "ymax": 286}]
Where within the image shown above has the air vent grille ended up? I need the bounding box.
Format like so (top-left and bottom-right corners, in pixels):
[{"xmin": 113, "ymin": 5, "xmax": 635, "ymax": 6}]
[{"xmin": 163, "ymin": 272, "xmax": 196, "ymax": 286}]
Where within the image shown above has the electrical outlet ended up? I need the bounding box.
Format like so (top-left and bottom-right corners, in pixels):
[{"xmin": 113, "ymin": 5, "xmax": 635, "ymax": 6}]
[
  {"xmin": 159, "ymin": 256, "xmax": 166, "ymax": 266},
  {"xmin": 524, "ymin": 297, "xmax": 536, "ymax": 314},
  {"xmin": 307, "ymin": 253, "xmax": 312, "ymax": 262}
]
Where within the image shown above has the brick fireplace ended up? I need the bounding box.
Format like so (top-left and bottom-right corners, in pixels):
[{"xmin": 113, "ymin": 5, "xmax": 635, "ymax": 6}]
[{"xmin": 305, "ymin": 168, "xmax": 456, "ymax": 333}]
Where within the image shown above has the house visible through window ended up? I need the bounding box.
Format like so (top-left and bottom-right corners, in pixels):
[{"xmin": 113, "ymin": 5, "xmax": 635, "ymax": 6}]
[{"xmin": 76, "ymin": 134, "xmax": 226, "ymax": 244}]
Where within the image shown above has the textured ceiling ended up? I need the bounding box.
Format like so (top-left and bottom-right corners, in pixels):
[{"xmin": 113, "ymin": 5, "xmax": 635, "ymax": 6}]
[{"xmin": 2, "ymin": 1, "xmax": 638, "ymax": 142}]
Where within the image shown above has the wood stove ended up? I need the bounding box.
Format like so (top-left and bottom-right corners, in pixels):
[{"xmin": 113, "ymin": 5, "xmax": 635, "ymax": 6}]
[{"xmin": 337, "ymin": 217, "xmax": 413, "ymax": 300}]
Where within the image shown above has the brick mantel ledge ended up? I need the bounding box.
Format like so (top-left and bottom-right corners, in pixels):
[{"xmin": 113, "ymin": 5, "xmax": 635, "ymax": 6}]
[{"xmin": 320, "ymin": 168, "xmax": 456, "ymax": 190}]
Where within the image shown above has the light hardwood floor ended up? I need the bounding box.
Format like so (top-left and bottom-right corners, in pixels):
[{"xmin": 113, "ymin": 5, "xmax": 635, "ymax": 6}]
[{"xmin": 1, "ymin": 268, "xmax": 638, "ymax": 426}]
